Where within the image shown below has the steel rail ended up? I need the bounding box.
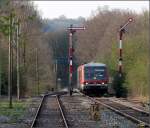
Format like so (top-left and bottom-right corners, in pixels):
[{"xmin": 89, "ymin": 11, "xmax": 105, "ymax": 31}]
[
  {"xmin": 77, "ymin": 90, "xmax": 150, "ymax": 127},
  {"xmin": 30, "ymin": 91, "xmax": 68, "ymax": 128},
  {"xmin": 108, "ymin": 98, "xmax": 149, "ymax": 115},
  {"xmin": 56, "ymin": 95, "xmax": 69, "ymax": 128},
  {"xmin": 94, "ymin": 98, "xmax": 150, "ymax": 127},
  {"xmin": 30, "ymin": 94, "xmax": 45, "ymax": 128}
]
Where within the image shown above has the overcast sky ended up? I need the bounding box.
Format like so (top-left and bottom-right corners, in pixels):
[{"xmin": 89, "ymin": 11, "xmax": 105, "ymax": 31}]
[{"xmin": 33, "ymin": 1, "xmax": 149, "ymax": 19}]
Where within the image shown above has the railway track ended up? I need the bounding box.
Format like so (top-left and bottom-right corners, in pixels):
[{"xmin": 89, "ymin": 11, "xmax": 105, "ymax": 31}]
[
  {"xmin": 30, "ymin": 91, "xmax": 109, "ymax": 128},
  {"xmin": 30, "ymin": 91, "xmax": 68, "ymax": 128},
  {"xmin": 96, "ymin": 98, "xmax": 150, "ymax": 127},
  {"xmin": 78, "ymin": 91, "xmax": 150, "ymax": 127},
  {"xmin": 30, "ymin": 90, "xmax": 149, "ymax": 127}
]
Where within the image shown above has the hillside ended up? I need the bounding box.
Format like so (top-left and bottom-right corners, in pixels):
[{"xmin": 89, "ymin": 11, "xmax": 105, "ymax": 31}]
[{"xmin": 43, "ymin": 15, "xmax": 85, "ymax": 32}]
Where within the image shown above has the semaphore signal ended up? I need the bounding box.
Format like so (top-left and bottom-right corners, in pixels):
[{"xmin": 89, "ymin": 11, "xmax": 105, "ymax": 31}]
[
  {"xmin": 118, "ymin": 17, "xmax": 133, "ymax": 77},
  {"xmin": 67, "ymin": 24, "xmax": 85, "ymax": 96}
]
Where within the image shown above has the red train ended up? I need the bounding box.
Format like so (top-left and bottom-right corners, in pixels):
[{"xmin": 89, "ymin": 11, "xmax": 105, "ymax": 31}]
[{"xmin": 77, "ymin": 62, "xmax": 109, "ymax": 94}]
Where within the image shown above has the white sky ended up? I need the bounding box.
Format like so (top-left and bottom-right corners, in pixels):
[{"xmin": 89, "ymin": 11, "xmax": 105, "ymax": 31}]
[{"xmin": 33, "ymin": 1, "xmax": 149, "ymax": 19}]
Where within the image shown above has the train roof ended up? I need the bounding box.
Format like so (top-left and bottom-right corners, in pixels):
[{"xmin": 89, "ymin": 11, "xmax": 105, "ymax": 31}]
[{"xmin": 83, "ymin": 62, "xmax": 106, "ymax": 67}]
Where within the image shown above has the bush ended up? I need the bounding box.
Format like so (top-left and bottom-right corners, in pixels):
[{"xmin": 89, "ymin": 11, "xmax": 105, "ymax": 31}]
[{"xmin": 112, "ymin": 72, "xmax": 128, "ymax": 98}]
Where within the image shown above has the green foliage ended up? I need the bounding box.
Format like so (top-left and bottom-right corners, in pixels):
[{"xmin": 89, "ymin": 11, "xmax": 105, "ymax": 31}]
[
  {"xmin": 0, "ymin": 48, "xmax": 8, "ymax": 94},
  {"xmin": 0, "ymin": 16, "xmax": 9, "ymax": 36},
  {"xmin": 0, "ymin": 0, "xmax": 10, "ymax": 8},
  {"xmin": 112, "ymin": 73, "xmax": 128, "ymax": 97},
  {"xmin": 27, "ymin": 14, "xmax": 37, "ymax": 21},
  {"xmin": 0, "ymin": 13, "xmax": 16, "ymax": 36},
  {"xmin": 126, "ymin": 56, "xmax": 148, "ymax": 97}
]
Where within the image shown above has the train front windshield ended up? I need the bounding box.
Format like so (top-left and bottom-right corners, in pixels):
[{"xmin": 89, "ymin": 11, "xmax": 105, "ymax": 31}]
[{"xmin": 84, "ymin": 66, "xmax": 106, "ymax": 80}]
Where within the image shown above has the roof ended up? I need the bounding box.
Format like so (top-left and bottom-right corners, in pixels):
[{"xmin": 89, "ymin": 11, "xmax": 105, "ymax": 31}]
[{"xmin": 83, "ymin": 62, "xmax": 106, "ymax": 67}]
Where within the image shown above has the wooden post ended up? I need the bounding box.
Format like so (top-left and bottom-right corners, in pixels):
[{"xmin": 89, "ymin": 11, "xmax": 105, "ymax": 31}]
[{"xmin": 90, "ymin": 103, "xmax": 100, "ymax": 121}]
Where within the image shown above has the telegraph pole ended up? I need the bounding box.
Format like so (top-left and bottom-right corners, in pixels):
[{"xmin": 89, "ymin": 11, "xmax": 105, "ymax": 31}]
[
  {"xmin": 0, "ymin": 38, "xmax": 2, "ymax": 97},
  {"xmin": 0, "ymin": 46, "xmax": 1, "ymax": 97},
  {"xmin": 16, "ymin": 19, "xmax": 20, "ymax": 100},
  {"xmin": 35, "ymin": 48, "xmax": 39, "ymax": 96},
  {"xmin": 8, "ymin": 13, "xmax": 13, "ymax": 108},
  {"xmin": 118, "ymin": 18, "xmax": 133, "ymax": 77},
  {"xmin": 67, "ymin": 24, "xmax": 85, "ymax": 96}
]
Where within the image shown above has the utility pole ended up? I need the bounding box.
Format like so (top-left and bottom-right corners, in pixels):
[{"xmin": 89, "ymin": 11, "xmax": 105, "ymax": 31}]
[
  {"xmin": 67, "ymin": 24, "xmax": 85, "ymax": 96},
  {"xmin": 55, "ymin": 60, "xmax": 58, "ymax": 91},
  {"xmin": 16, "ymin": 19, "xmax": 20, "ymax": 100},
  {"xmin": 8, "ymin": 13, "xmax": 13, "ymax": 108},
  {"xmin": 118, "ymin": 18, "xmax": 133, "ymax": 77},
  {"xmin": 0, "ymin": 49, "xmax": 1, "ymax": 97},
  {"xmin": 35, "ymin": 48, "xmax": 39, "ymax": 95}
]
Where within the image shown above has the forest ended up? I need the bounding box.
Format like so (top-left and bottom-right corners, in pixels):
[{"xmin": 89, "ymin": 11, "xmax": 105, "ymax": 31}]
[{"xmin": 0, "ymin": 1, "xmax": 149, "ymax": 101}]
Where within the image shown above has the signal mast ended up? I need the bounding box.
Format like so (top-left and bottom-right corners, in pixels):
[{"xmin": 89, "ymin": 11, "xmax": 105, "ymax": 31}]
[
  {"xmin": 118, "ymin": 18, "xmax": 133, "ymax": 77},
  {"xmin": 67, "ymin": 24, "xmax": 85, "ymax": 95}
]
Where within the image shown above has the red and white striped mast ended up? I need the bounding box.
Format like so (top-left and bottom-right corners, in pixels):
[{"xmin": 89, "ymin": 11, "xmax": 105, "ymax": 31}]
[
  {"xmin": 67, "ymin": 24, "xmax": 85, "ymax": 96},
  {"xmin": 118, "ymin": 18, "xmax": 133, "ymax": 77}
]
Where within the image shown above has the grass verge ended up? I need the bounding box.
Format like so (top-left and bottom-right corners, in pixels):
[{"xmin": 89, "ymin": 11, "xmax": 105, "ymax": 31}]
[{"xmin": 0, "ymin": 100, "xmax": 29, "ymax": 123}]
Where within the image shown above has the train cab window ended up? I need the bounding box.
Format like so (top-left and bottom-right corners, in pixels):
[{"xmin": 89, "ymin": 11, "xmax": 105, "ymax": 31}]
[{"xmin": 84, "ymin": 66, "xmax": 106, "ymax": 80}]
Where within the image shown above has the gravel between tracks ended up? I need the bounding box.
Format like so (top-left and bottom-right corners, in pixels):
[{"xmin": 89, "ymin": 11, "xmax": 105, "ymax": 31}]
[{"xmin": 60, "ymin": 94, "xmax": 138, "ymax": 128}]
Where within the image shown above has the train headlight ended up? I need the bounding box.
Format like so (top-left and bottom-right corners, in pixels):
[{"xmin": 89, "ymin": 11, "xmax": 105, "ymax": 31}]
[
  {"xmin": 102, "ymin": 82, "xmax": 104, "ymax": 84},
  {"xmin": 86, "ymin": 82, "xmax": 88, "ymax": 85}
]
